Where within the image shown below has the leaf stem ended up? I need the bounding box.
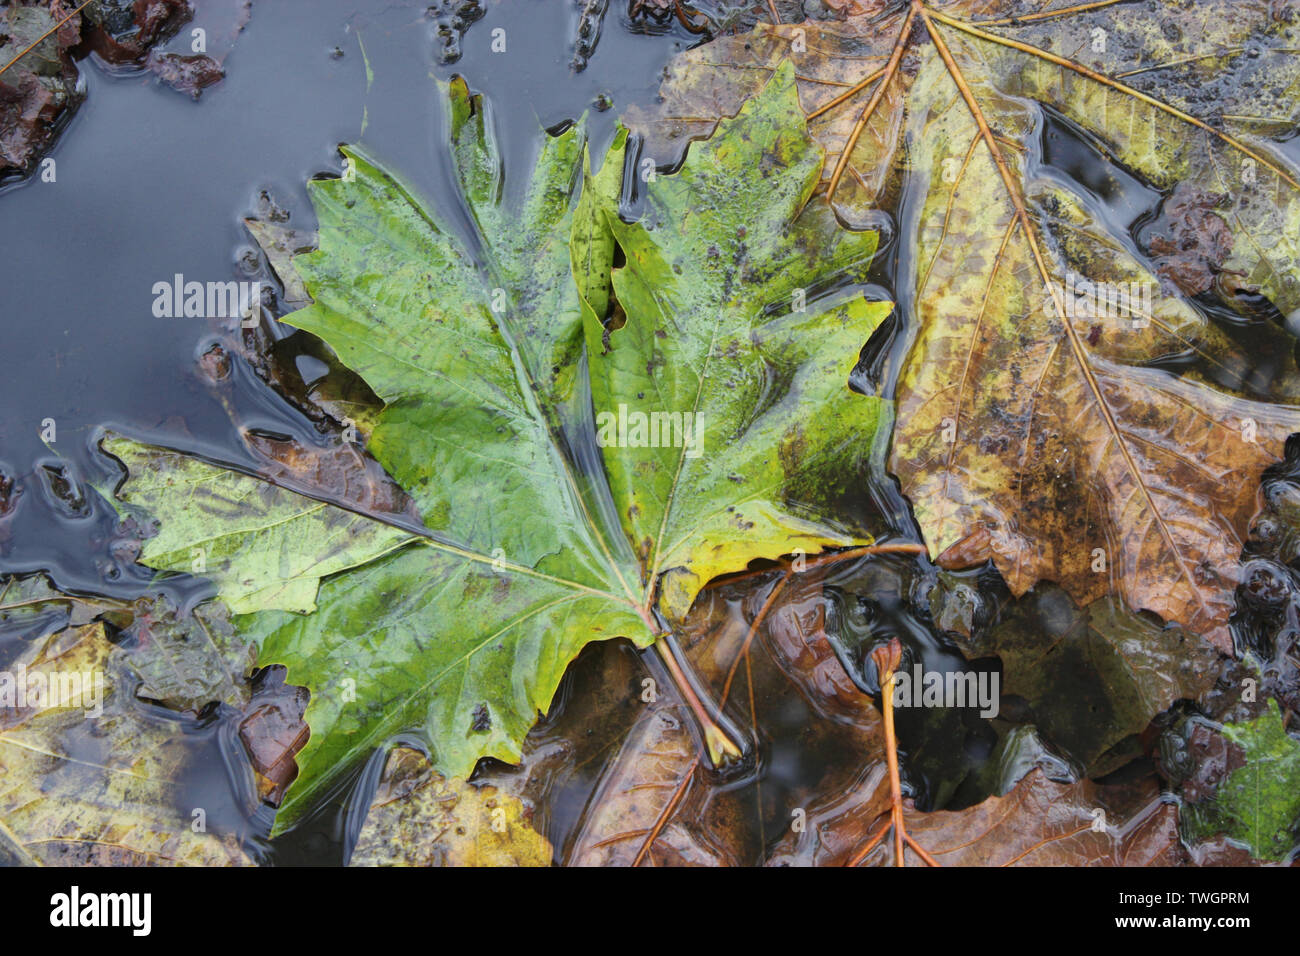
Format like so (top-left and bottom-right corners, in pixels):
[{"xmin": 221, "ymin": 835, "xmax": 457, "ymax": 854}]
[
  {"xmin": 631, "ymin": 569, "xmax": 793, "ymax": 864},
  {"xmin": 806, "ymin": 66, "xmax": 886, "ymax": 121},
  {"xmin": 858, "ymin": 636, "xmax": 939, "ymax": 866},
  {"xmin": 702, "ymin": 541, "xmax": 925, "ymax": 591},
  {"xmin": 652, "ymin": 635, "xmax": 744, "ymax": 766},
  {"xmin": 873, "ymin": 638, "xmax": 905, "ymax": 867}
]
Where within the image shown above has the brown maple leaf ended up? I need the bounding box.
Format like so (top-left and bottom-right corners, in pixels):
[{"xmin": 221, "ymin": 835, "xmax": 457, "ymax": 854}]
[{"xmin": 629, "ymin": 0, "xmax": 1300, "ymax": 652}]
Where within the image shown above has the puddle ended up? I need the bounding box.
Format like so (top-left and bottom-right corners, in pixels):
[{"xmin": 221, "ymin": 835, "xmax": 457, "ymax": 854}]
[{"xmin": 5, "ymin": 0, "xmax": 1293, "ymax": 865}]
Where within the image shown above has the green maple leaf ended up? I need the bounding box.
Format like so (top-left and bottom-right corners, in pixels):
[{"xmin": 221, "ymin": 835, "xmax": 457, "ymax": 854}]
[{"xmin": 105, "ymin": 64, "xmax": 891, "ymax": 832}]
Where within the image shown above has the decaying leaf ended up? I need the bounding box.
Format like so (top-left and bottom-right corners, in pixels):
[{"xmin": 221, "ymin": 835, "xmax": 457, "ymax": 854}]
[
  {"xmin": 426, "ymin": 0, "xmax": 485, "ymax": 66},
  {"xmin": 568, "ymin": 703, "xmax": 734, "ymax": 866},
  {"xmin": 115, "ymin": 594, "xmax": 253, "ymax": 714},
  {"xmin": 79, "ymin": 0, "xmax": 191, "ymax": 66},
  {"xmin": 632, "ymin": 0, "xmax": 1300, "ymax": 657},
  {"xmin": 106, "ymin": 67, "xmax": 893, "ymax": 832},
  {"xmin": 625, "ymin": 3, "xmax": 909, "ymax": 221},
  {"xmin": 0, "ymin": 4, "xmax": 83, "ymax": 175},
  {"xmin": 244, "ymin": 219, "xmax": 317, "ymax": 310},
  {"xmin": 569, "ymin": 564, "xmax": 887, "ymax": 866},
  {"xmin": 350, "ymin": 747, "xmax": 551, "ymax": 866},
  {"xmin": 769, "ymin": 766, "xmax": 1182, "ymax": 866},
  {"xmin": 898, "ymin": 770, "xmax": 1186, "ymax": 867},
  {"xmin": 0, "ymin": 598, "xmax": 248, "ymax": 865},
  {"xmin": 237, "ymin": 666, "xmax": 309, "ymax": 806},
  {"xmin": 0, "ymin": 573, "xmax": 119, "ymax": 633},
  {"xmin": 565, "ymin": 585, "xmax": 761, "ymax": 868}
]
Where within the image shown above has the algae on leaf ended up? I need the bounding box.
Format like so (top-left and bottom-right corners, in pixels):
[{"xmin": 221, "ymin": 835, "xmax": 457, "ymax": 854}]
[{"xmin": 107, "ymin": 65, "xmax": 893, "ymax": 832}]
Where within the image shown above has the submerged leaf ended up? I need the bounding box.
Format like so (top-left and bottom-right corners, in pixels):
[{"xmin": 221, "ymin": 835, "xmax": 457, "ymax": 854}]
[
  {"xmin": 1183, "ymin": 700, "xmax": 1300, "ymax": 861},
  {"xmin": 244, "ymin": 218, "xmax": 317, "ymax": 309},
  {"xmin": 0, "ymin": 613, "xmax": 248, "ymax": 865},
  {"xmin": 0, "ymin": 5, "xmax": 83, "ymax": 175},
  {"xmin": 768, "ymin": 767, "xmax": 1182, "ymax": 867},
  {"xmin": 350, "ymin": 747, "xmax": 551, "ymax": 866},
  {"xmin": 119, "ymin": 595, "xmax": 253, "ymax": 714},
  {"xmin": 936, "ymin": 581, "xmax": 1219, "ymax": 774},
  {"xmin": 568, "ymin": 703, "xmax": 728, "ymax": 866},
  {"xmin": 569, "ymin": 567, "xmax": 886, "ymax": 866}
]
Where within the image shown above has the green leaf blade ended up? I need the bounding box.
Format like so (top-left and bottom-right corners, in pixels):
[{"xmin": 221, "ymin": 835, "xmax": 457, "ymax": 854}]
[
  {"xmin": 243, "ymin": 545, "xmax": 647, "ymax": 830},
  {"xmin": 587, "ymin": 62, "xmax": 891, "ymax": 615}
]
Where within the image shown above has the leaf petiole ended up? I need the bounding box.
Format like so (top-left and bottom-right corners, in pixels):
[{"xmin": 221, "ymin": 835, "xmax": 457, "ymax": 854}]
[{"xmin": 652, "ymin": 635, "xmax": 745, "ymax": 767}]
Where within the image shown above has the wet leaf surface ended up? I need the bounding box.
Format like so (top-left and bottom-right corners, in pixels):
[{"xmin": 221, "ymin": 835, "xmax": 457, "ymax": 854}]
[
  {"xmin": 570, "ymin": 565, "xmax": 888, "ymax": 866},
  {"xmin": 115, "ymin": 594, "xmax": 253, "ymax": 714},
  {"xmin": 935, "ymin": 579, "xmax": 1219, "ymax": 775},
  {"xmin": 0, "ymin": 3, "xmax": 83, "ymax": 175},
  {"xmin": 634, "ymin": 0, "xmax": 1300, "ymax": 655},
  {"xmin": 625, "ymin": 3, "xmax": 909, "ymax": 222},
  {"xmin": 1182, "ymin": 700, "xmax": 1300, "ymax": 861},
  {"xmin": 106, "ymin": 68, "xmax": 892, "ymax": 833}
]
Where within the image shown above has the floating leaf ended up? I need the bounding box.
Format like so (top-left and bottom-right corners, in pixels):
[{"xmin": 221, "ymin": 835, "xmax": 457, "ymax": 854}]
[{"xmin": 108, "ymin": 440, "xmax": 417, "ymax": 616}]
